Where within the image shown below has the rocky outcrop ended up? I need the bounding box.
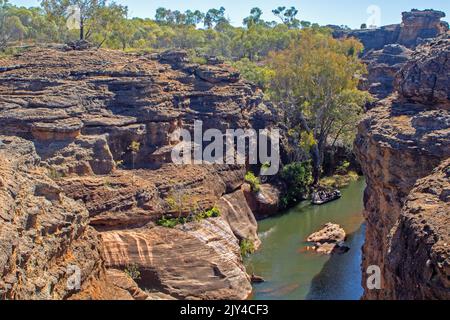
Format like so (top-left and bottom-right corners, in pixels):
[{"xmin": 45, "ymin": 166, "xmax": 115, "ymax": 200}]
[
  {"xmin": 360, "ymin": 44, "xmax": 413, "ymax": 100},
  {"xmin": 355, "ymin": 35, "xmax": 450, "ymax": 299},
  {"xmin": 0, "ymin": 136, "xmax": 156, "ymax": 300},
  {"xmin": 0, "ymin": 47, "xmax": 276, "ymax": 299},
  {"xmin": 58, "ymin": 164, "xmax": 247, "ymax": 229},
  {"xmin": 242, "ymin": 184, "xmax": 280, "ymax": 219},
  {"xmin": 334, "ymin": 9, "xmax": 448, "ymax": 51},
  {"xmin": 306, "ymin": 223, "xmax": 349, "ymax": 255},
  {"xmin": 101, "ymin": 217, "xmax": 252, "ymax": 300},
  {"xmin": 396, "ymin": 36, "xmax": 450, "ymax": 106},
  {"xmin": 0, "ymin": 48, "xmax": 275, "ymax": 170},
  {"xmin": 398, "ymin": 10, "xmax": 449, "ymax": 48},
  {"xmin": 0, "ymin": 136, "xmax": 104, "ymax": 299},
  {"xmin": 336, "ymin": 9, "xmax": 448, "ymax": 101},
  {"xmin": 387, "ymin": 160, "xmax": 450, "ymax": 300}
]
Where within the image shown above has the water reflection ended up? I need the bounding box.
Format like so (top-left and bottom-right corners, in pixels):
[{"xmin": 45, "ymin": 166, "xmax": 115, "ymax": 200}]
[{"xmin": 247, "ymin": 179, "xmax": 366, "ymax": 300}]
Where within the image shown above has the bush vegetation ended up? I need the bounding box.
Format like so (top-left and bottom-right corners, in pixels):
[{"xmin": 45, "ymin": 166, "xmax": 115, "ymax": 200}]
[
  {"xmin": 279, "ymin": 161, "xmax": 313, "ymax": 208},
  {"xmin": 156, "ymin": 206, "xmax": 221, "ymax": 228},
  {"xmin": 124, "ymin": 264, "xmax": 141, "ymax": 281},
  {"xmin": 320, "ymin": 171, "xmax": 360, "ymax": 189},
  {"xmin": 240, "ymin": 238, "xmax": 256, "ymax": 258},
  {"xmin": 245, "ymin": 171, "xmax": 261, "ymax": 193}
]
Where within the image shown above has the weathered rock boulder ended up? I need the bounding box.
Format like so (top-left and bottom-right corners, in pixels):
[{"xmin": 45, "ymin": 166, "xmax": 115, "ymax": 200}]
[
  {"xmin": 396, "ymin": 36, "xmax": 450, "ymax": 106},
  {"xmin": 64, "ymin": 40, "xmax": 94, "ymax": 51},
  {"xmin": 195, "ymin": 65, "xmax": 240, "ymax": 84},
  {"xmin": 242, "ymin": 184, "xmax": 280, "ymax": 219},
  {"xmin": 307, "ymin": 223, "xmax": 349, "ymax": 255},
  {"xmin": 355, "ymin": 36, "xmax": 450, "ymax": 299},
  {"xmin": 360, "ymin": 44, "xmax": 413, "ymax": 100}
]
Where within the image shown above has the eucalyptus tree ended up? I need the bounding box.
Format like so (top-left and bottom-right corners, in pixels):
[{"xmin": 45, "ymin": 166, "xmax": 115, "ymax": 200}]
[
  {"xmin": 41, "ymin": 0, "xmax": 107, "ymax": 40},
  {"xmin": 0, "ymin": 0, "xmax": 26, "ymax": 50},
  {"xmin": 272, "ymin": 6, "xmax": 300, "ymax": 29},
  {"xmin": 268, "ymin": 30, "xmax": 371, "ymax": 184}
]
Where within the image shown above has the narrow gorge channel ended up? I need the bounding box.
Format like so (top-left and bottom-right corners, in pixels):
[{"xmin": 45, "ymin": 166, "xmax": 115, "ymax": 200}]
[{"xmin": 247, "ymin": 179, "xmax": 366, "ymax": 300}]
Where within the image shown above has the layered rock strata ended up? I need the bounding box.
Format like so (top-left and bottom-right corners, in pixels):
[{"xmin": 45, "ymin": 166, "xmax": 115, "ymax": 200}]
[
  {"xmin": 0, "ymin": 136, "xmax": 103, "ymax": 299},
  {"xmin": 0, "ymin": 47, "xmax": 277, "ymax": 299},
  {"xmin": 334, "ymin": 9, "xmax": 448, "ymax": 51},
  {"xmin": 355, "ymin": 35, "xmax": 450, "ymax": 299},
  {"xmin": 334, "ymin": 10, "xmax": 448, "ymax": 101}
]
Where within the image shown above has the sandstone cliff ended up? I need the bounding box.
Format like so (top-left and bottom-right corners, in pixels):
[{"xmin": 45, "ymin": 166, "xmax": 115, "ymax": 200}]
[
  {"xmin": 0, "ymin": 136, "xmax": 103, "ymax": 299},
  {"xmin": 335, "ymin": 10, "xmax": 448, "ymax": 101},
  {"xmin": 0, "ymin": 47, "xmax": 276, "ymax": 299},
  {"xmin": 334, "ymin": 9, "xmax": 448, "ymax": 51},
  {"xmin": 360, "ymin": 44, "xmax": 412, "ymax": 100},
  {"xmin": 355, "ymin": 35, "xmax": 449, "ymax": 299}
]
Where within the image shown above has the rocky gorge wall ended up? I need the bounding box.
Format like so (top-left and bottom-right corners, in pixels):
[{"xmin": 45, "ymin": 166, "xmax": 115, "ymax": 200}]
[
  {"xmin": 0, "ymin": 46, "xmax": 277, "ymax": 299},
  {"xmin": 334, "ymin": 9, "xmax": 448, "ymax": 52},
  {"xmin": 355, "ymin": 35, "xmax": 450, "ymax": 300},
  {"xmin": 335, "ymin": 9, "xmax": 448, "ymax": 101}
]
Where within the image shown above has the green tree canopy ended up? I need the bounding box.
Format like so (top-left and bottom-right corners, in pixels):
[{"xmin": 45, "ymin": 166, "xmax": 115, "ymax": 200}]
[
  {"xmin": 41, "ymin": 0, "xmax": 107, "ymax": 40},
  {"xmin": 0, "ymin": 0, "xmax": 27, "ymax": 50},
  {"xmin": 268, "ymin": 29, "xmax": 371, "ymax": 183}
]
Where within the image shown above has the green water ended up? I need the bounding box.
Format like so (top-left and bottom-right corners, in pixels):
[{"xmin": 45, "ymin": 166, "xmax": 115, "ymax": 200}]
[{"xmin": 246, "ymin": 179, "xmax": 366, "ymax": 300}]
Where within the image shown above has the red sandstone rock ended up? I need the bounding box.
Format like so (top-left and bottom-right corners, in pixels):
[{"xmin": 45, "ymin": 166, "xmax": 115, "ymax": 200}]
[
  {"xmin": 355, "ymin": 36, "xmax": 450, "ymax": 300},
  {"xmin": 0, "ymin": 47, "xmax": 276, "ymax": 300}
]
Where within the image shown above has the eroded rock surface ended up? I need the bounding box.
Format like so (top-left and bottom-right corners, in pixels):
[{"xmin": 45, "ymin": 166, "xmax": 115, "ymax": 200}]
[
  {"xmin": 0, "ymin": 47, "xmax": 276, "ymax": 299},
  {"xmin": 0, "ymin": 136, "xmax": 103, "ymax": 299},
  {"xmin": 334, "ymin": 9, "xmax": 448, "ymax": 51},
  {"xmin": 101, "ymin": 217, "xmax": 252, "ymax": 300},
  {"xmin": 355, "ymin": 35, "xmax": 450, "ymax": 299},
  {"xmin": 361, "ymin": 44, "xmax": 413, "ymax": 100},
  {"xmin": 396, "ymin": 36, "xmax": 450, "ymax": 106},
  {"xmin": 307, "ymin": 223, "xmax": 349, "ymax": 255},
  {"xmin": 387, "ymin": 160, "xmax": 450, "ymax": 300},
  {"xmin": 336, "ymin": 10, "xmax": 448, "ymax": 101},
  {"xmin": 242, "ymin": 184, "xmax": 280, "ymax": 219}
]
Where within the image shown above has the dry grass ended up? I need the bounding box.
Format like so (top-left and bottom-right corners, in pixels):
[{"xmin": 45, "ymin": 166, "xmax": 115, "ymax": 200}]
[{"xmin": 320, "ymin": 171, "xmax": 360, "ymax": 189}]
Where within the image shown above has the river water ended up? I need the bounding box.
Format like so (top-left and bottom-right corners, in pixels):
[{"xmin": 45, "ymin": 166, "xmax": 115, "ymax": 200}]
[{"xmin": 246, "ymin": 179, "xmax": 366, "ymax": 300}]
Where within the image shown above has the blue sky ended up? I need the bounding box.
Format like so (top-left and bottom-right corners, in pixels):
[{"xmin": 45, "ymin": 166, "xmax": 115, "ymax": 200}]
[{"xmin": 11, "ymin": 0, "xmax": 450, "ymax": 28}]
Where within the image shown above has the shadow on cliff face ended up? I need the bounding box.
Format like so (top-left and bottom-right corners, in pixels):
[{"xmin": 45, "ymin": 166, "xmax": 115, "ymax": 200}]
[
  {"xmin": 305, "ymin": 224, "xmax": 366, "ymax": 300},
  {"xmin": 135, "ymin": 268, "xmax": 169, "ymax": 295}
]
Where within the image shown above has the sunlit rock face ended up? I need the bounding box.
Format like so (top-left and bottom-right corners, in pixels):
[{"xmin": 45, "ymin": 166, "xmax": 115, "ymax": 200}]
[
  {"xmin": 335, "ymin": 9, "xmax": 448, "ymax": 101},
  {"xmin": 398, "ymin": 10, "xmax": 448, "ymax": 48},
  {"xmin": 101, "ymin": 217, "xmax": 252, "ymax": 300},
  {"xmin": 0, "ymin": 136, "xmax": 104, "ymax": 300},
  {"xmin": 0, "ymin": 46, "xmax": 276, "ymax": 299},
  {"xmin": 360, "ymin": 44, "xmax": 413, "ymax": 100},
  {"xmin": 355, "ymin": 35, "xmax": 450, "ymax": 300},
  {"xmin": 387, "ymin": 160, "xmax": 450, "ymax": 300},
  {"xmin": 334, "ymin": 9, "xmax": 448, "ymax": 51}
]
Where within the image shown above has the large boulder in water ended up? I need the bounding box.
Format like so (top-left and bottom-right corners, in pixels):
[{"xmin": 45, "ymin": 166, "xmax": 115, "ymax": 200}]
[{"xmin": 307, "ymin": 223, "xmax": 349, "ymax": 255}]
